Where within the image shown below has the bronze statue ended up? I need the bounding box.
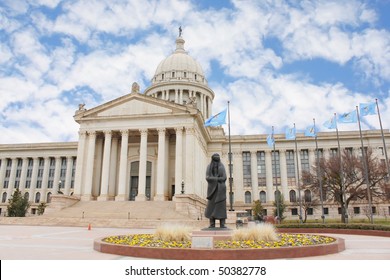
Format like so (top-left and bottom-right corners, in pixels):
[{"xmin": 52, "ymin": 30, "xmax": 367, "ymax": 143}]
[{"xmin": 205, "ymin": 153, "xmax": 227, "ymax": 228}]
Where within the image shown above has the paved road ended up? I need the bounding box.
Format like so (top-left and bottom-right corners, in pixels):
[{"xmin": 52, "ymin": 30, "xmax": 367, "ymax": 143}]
[{"xmin": 0, "ymin": 225, "xmax": 389, "ymax": 260}]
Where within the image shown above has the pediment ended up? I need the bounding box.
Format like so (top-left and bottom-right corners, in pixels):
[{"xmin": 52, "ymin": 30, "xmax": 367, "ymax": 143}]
[
  {"xmin": 97, "ymin": 98, "xmax": 173, "ymax": 117},
  {"xmin": 76, "ymin": 93, "xmax": 191, "ymax": 120}
]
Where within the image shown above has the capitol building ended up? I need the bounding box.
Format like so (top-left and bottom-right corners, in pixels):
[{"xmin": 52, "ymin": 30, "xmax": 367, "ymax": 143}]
[{"xmin": 0, "ymin": 34, "xmax": 389, "ymax": 221}]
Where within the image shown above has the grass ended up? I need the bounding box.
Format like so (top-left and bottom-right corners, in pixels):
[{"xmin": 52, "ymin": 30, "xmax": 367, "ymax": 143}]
[
  {"xmin": 232, "ymin": 224, "xmax": 278, "ymax": 242},
  {"xmin": 154, "ymin": 224, "xmax": 192, "ymax": 242}
]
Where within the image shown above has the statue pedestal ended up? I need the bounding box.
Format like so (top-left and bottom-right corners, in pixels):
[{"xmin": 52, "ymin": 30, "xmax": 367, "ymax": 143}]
[{"xmin": 191, "ymin": 229, "xmax": 232, "ymax": 249}]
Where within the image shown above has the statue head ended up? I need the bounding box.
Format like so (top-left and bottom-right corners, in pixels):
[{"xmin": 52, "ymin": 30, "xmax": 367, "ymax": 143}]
[{"xmin": 211, "ymin": 153, "xmax": 220, "ymax": 162}]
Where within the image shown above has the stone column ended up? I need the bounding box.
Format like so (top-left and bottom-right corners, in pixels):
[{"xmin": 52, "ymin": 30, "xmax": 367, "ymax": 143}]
[
  {"xmin": 64, "ymin": 156, "xmax": 73, "ymax": 195},
  {"xmin": 41, "ymin": 157, "xmax": 50, "ymax": 195},
  {"xmin": 233, "ymin": 151, "xmax": 244, "ymax": 203},
  {"xmin": 136, "ymin": 129, "xmax": 148, "ymax": 201},
  {"xmin": 74, "ymin": 131, "xmax": 87, "ymax": 196},
  {"xmin": 6, "ymin": 158, "xmax": 17, "ymax": 198},
  {"xmin": 29, "ymin": 158, "xmax": 39, "ymax": 202},
  {"xmin": 174, "ymin": 127, "xmax": 183, "ymax": 197},
  {"xmin": 109, "ymin": 136, "xmax": 119, "ymax": 197},
  {"xmin": 179, "ymin": 89, "xmax": 183, "ymax": 104},
  {"xmin": 116, "ymin": 130, "xmax": 129, "ymax": 201},
  {"xmin": 19, "ymin": 158, "xmax": 28, "ymax": 192},
  {"xmin": 83, "ymin": 131, "xmax": 96, "ymax": 200},
  {"xmin": 279, "ymin": 149, "xmax": 288, "ymax": 199},
  {"xmin": 250, "ymin": 151, "xmax": 259, "ymax": 202},
  {"xmin": 98, "ymin": 130, "xmax": 112, "ymax": 201},
  {"xmin": 265, "ymin": 151, "xmax": 274, "ymax": 202},
  {"xmin": 155, "ymin": 128, "xmax": 166, "ymax": 201},
  {"xmin": 53, "ymin": 156, "xmax": 61, "ymax": 193},
  {"xmin": 184, "ymin": 127, "xmax": 195, "ymax": 194},
  {"xmin": 175, "ymin": 89, "xmax": 179, "ymax": 103}
]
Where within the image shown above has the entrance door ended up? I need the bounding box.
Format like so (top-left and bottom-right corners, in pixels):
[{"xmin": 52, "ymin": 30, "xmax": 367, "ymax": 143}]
[
  {"xmin": 129, "ymin": 161, "xmax": 152, "ymax": 200},
  {"xmin": 129, "ymin": 176, "xmax": 138, "ymax": 201}
]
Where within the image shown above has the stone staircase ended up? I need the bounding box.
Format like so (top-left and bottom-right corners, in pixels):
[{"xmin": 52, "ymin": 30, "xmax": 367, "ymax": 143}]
[{"xmin": 0, "ymin": 200, "xmax": 209, "ymax": 229}]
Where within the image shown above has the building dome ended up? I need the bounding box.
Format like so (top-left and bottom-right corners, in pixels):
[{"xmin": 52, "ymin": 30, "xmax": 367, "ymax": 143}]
[
  {"xmin": 144, "ymin": 33, "xmax": 214, "ymax": 119},
  {"xmin": 151, "ymin": 36, "xmax": 207, "ymax": 85}
]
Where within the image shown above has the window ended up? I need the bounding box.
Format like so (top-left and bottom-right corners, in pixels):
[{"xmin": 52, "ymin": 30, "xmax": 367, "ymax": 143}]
[
  {"xmin": 304, "ymin": 189, "xmax": 311, "ymax": 202},
  {"xmin": 271, "ymin": 151, "xmax": 280, "ymax": 185},
  {"xmin": 47, "ymin": 192, "xmax": 52, "ymax": 203},
  {"xmin": 25, "ymin": 181, "xmax": 31, "ymax": 189},
  {"xmin": 291, "ymin": 208, "xmax": 298, "ymax": 215},
  {"xmin": 35, "ymin": 192, "xmax": 41, "ymax": 203},
  {"xmin": 260, "ymin": 191, "xmax": 266, "ymax": 203},
  {"xmin": 161, "ymin": 74, "xmax": 164, "ymax": 80},
  {"xmin": 24, "ymin": 192, "xmax": 29, "ymax": 201},
  {"xmin": 338, "ymin": 207, "xmax": 342, "ymax": 214},
  {"xmin": 324, "ymin": 207, "xmax": 329, "ymax": 215},
  {"xmin": 274, "ymin": 190, "xmax": 281, "ymax": 201},
  {"xmin": 345, "ymin": 147, "xmax": 353, "ymax": 156},
  {"xmin": 315, "ymin": 148, "xmax": 323, "ymax": 159},
  {"xmin": 1, "ymin": 192, "xmax": 7, "ymax": 203},
  {"xmin": 307, "ymin": 208, "xmax": 313, "ymax": 215},
  {"xmin": 286, "ymin": 150, "xmax": 296, "ymax": 186},
  {"xmin": 257, "ymin": 151, "xmax": 266, "ymax": 186},
  {"xmin": 330, "ymin": 148, "xmax": 338, "ymax": 157},
  {"xmin": 183, "ymin": 72, "xmax": 187, "ymax": 78},
  {"xmin": 300, "ymin": 150, "xmax": 309, "ymax": 172},
  {"xmin": 242, "ymin": 152, "xmax": 251, "ymax": 187},
  {"xmin": 172, "ymin": 71, "xmax": 175, "ymax": 78},
  {"xmin": 245, "ymin": 191, "xmax": 251, "ymax": 204},
  {"xmin": 289, "ymin": 190, "xmax": 297, "ymax": 203},
  {"xmin": 354, "ymin": 207, "xmax": 360, "ymax": 214},
  {"xmin": 372, "ymin": 206, "xmax": 376, "ymax": 214}
]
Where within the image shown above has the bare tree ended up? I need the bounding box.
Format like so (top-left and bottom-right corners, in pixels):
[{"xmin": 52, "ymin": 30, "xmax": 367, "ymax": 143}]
[{"xmin": 302, "ymin": 148, "xmax": 389, "ymax": 223}]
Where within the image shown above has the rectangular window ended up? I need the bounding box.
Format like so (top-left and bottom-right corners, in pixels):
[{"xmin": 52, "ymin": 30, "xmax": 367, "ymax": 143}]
[
  {"xmin": 257, "ymin": 151, "xmax": 266, "ymax": 186},
  {"xmin": 38, "ymin": 169, "xmax": 43, "ymax": 178},
  {"xmin": 291, "ymin": 208, "xmax": 298, "ymax": 216},
  {"xmin": 330, "ymin": 148, "xmax": 338, "ymax": 157},
  {"xmin": 354, "ymin": 207, "xmax": 360, "ymax": 214},
  {"xmin": 345, "ymin": 147, "xmax": 353, "ymax": 156},
  {"xmin": 372, "ymin": 206, "xmax": 376, "ymax": 214},
  {"xmin": 49, "ymin": 169, "xmax": 55, "ymax": 178},
  {"xmin": 307, "ymin": 208, "xmax": 314, "ymax": 215},
  {"xmin": 300, "ymin": 150, "xmax": 309, "ymax": 172},
  {"xmin": 4, "ymin": 181, "xmax": 9, "ymax": 188},
  {"xmin": 48, "ymin": 180, "xmax": 53, "ymax": 189},
  {"xmin": 25, "ymin": 180, "xmax": 31, "ymax": 189},
  {"xmin": 271, "ymin": 151, "xmax": 281, "ymax": 185},
  {"xmin": 286, "ymin": 150, "xmax": 296, "ymax": 186},
  {"xmin": 338, "ymin": 207, "xmax": 342, "ymax": 214},
  {"xmin": 27, "ymin": 169, "xmax": 32, "ymax": 178},
  {"xmin": 323, "ymin": 208, "xmax": 329, "ymax": 215},
  {"xmin": 242, "ymin": 152, "xmax": 251, "ymax": 187},
  {"xmin": 36, "ymin": 180, "xmax": 42, "ymax": 189}
]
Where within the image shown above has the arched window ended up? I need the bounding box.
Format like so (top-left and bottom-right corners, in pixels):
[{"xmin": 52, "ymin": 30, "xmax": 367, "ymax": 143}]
[
  {"xmin": 289, "ymin": 190, "xmax": 297, "ymax": 203},
  {"xmin": 47, "ymin": 192, "xmax": 52, "ymax": 203},
  {"xmin": 1, "ymin": 192, "xmax": 7, "ymax": 203},
  {"xmin": 245, "ymin": 191, "xmax": 251, "ymax": 204},
  {"xmin": 24, "ymin": 192, "xmax": 29, "ymax": 201},
  {"xmin": 304, "ymin": 189, "xmax": 311, "ymax": 202},
  {"xmin": 260, "ymin": 191, "xmax": 266, "ymax": 203},
  {"xmin": 35, "ymin": 192, "xmax": 41, "ymax": 203}
]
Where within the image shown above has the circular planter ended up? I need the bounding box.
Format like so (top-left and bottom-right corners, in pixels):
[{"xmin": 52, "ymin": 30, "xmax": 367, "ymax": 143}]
[{"xmin": 94, "ymin": 233, "xmax": 345, "ymax": 260}]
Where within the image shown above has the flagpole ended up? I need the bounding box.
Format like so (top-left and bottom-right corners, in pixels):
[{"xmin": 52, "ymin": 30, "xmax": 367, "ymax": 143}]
[
  {"xmin": 293, "ymin": 123, "xmax": 303, "ymax": 224},
  {"xmin": 272, "ymin": 126, "xmax": 281, "ymax": 223},
  {"xmin": 314, "ymin": 118, "xmax": 325, "ymax": 224},
  {"xmin": 228, "ymin": 101, "xmax": 234, "ymax": 211},
  {"xmin": 356, "ymin": 106, "xmax": 374, "ymax": 224},
  {"xmin": 375, "ymin": 99, "xmax": 390, "ymax": 177},
  {"xmin": 334, "ymin": 113, "xmax": 348, "ymax": 223}
]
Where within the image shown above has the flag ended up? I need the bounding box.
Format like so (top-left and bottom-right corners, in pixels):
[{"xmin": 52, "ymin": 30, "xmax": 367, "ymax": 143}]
[
  {"xmin": 285, "ymin": 127, "xmax": 296, "ymax": 140},
  {"xmin": 323, "ymin": 115, "xmax": 336, "ymax": 129},
  {"xmin": 304, "ymin": 125, "xmax": 317, "ymax": 137},
  {"xmin": 338, "ymin": 110, "xmax": 357, "ymax": 123},
  {"xmin": 266, "ymin": 134, "xmax": 274, "ymax": 148},
  {"xmin": 359, "ymin": 102, "xmax": 376, "ymax": 116},
  {"xmin": 204, "ymin": 108, "xmax": 227, "ymax": 127}
]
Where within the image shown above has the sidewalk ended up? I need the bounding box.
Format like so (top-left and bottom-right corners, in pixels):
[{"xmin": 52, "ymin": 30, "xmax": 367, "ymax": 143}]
[{"xmin": 0, "ymin": 225, "xmax": 389, "ymax": 260}]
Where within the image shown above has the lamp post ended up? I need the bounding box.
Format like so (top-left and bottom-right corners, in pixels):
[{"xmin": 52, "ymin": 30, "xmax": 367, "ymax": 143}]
[
  {"xmin": 57, "ymin": 180, "xmax": 63, "ymax": 194},
  {"xmin": 181, "ymin": 180, "xmax": 185, "ymax": 194}
]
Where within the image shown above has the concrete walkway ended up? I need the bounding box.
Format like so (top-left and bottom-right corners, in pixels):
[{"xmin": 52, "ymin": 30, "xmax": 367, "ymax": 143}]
[{"xmin": 0, "ymin": 225, "xmax": 389, "ymax": 260}]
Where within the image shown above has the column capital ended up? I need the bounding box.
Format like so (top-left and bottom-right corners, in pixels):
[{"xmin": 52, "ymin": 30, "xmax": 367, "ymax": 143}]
[
  {"xmin": 139, "ymin": 128, "xmax": 148, "ymax": 135},
  {"xmin": 103, "ymin": 130, "xmax": 112, "ymax": 136},
  {"xmin": 120, "ymin": 129, "xmax": 129, "ymax": 136},
  {"xmin": 184, "ymin": 126, "xmax": 195, "ymax": 134},
  {"xmin": 88, "ymin": 131, "xmax": 97, "ymax": 137},
  {"xmin": 174, "ymin": 126, "xmax": 184, "ymax": 133},
  {"xmin": 157, "ymin": 128, "xmax": 166, "ymax": 134},
  {"xmin": 79, "ymin": 130, "xmax": 87, "ymax": 137}
]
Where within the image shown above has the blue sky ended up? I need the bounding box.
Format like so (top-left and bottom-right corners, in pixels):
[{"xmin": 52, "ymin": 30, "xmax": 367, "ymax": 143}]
[{"xmin": 1, "ymin": 0, "xmax": 390, "ymax": 143}]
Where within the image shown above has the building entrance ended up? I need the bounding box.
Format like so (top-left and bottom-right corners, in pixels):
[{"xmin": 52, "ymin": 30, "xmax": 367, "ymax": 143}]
[{"xmin": 129, "ymin": 161, "xmax": 152, "ymax": 200}]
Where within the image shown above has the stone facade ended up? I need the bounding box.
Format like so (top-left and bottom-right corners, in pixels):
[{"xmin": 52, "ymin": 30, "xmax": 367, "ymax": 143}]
[{"xmin": 0, "ymin": 35, "xmax": 389, "ymax": 220}]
